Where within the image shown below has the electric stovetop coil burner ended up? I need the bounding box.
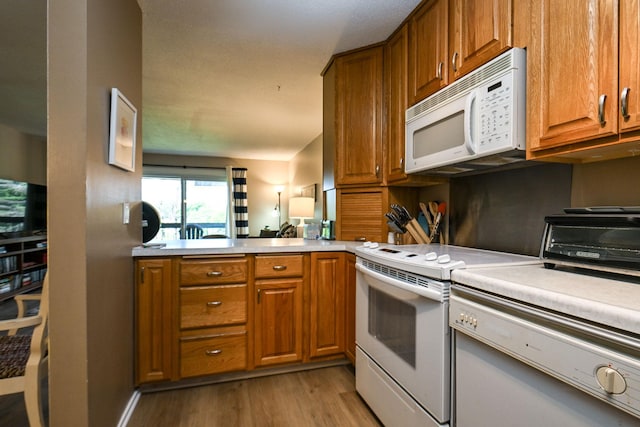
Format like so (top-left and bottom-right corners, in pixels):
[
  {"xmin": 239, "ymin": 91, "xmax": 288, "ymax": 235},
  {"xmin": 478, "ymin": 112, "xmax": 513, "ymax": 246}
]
[{"xmin": 541, "ymin": 207, "xmax": 640, "ymax": 277}]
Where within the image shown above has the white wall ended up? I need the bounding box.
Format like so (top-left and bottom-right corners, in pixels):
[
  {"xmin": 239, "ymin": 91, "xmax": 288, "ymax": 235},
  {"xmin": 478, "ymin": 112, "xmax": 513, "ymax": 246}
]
[
  {"xmin": 0, "ymin": 124, "xmax": 46, "ymax": 185},
  {"xmin": 288, "ymin": 133, "xmax": 323, "ymax": 223}
]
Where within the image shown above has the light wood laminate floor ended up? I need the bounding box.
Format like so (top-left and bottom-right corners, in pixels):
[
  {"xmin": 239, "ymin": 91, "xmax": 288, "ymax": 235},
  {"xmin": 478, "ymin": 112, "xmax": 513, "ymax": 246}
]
[{"xmin": 128, "ymin": 365, "xmax": 381, "ymax": 427}]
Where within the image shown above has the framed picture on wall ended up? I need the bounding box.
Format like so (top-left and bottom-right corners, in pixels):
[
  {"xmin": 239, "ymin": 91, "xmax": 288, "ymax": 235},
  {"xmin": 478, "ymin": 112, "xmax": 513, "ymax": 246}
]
[
  {"xmin": 108, "ymin": 88, "xmax": 137, "ymax": 172},
  {"xmin": 301, "ymin": 184, "xmax": 316, "ymax": 201}
]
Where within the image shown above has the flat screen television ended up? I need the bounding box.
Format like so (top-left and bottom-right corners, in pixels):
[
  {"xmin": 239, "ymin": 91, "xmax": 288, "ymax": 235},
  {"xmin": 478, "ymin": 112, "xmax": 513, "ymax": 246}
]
[{"xmin": 0, "ymin": 178, "xmax": 47, "ymax": 237}]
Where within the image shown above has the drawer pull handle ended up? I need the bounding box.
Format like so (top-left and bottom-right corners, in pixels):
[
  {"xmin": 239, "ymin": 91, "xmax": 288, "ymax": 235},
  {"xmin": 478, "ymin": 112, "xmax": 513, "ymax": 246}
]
[
  {"xmin": 272, "ymin": 265, "xmax": 287, "ymax": 271},
  {"xmin": 205, "ymin": 349, "xmax": 222, "ymax": 356},
  {"xmin": 206, "ymin": 301, "xmax": 222, "ymax": 307},
  {"xmin": 207, "ymin": 271, "xmax": 223, "ymax": 277}
]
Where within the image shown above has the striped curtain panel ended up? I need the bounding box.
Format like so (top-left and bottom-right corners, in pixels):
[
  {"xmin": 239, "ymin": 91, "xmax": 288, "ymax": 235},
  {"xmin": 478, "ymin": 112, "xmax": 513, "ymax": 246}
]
[{"xmin": 232, "ymin": 168, "xmax": 249, "ymax": 238}]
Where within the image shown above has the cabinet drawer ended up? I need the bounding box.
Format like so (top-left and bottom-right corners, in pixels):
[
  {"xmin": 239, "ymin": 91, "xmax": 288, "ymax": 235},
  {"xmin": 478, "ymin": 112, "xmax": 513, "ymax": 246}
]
[
  {"xmin": 180, "ymin": 258, "xmax": 247, "ymax": 285},
  {"xmin": 255, "ymin": 254, "xmax": 304, "ymax": 278},
  {"xmin": 180, "ymin": 332, "xmax": 246, "ymax": 378},
  {"xmin": 180, "ymin": 285, "xmax": 246, "ymax": 329}
]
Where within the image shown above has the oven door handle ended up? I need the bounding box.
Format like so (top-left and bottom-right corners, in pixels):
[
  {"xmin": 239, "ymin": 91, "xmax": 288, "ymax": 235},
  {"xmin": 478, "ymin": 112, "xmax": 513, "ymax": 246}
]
[{"xmin": 356, "ymin": 264, "xmax": 444, "ymax": 302}]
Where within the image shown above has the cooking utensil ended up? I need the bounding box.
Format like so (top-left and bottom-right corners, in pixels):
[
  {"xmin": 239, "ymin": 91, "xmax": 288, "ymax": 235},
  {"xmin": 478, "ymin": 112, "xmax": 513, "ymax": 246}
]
[
  {"xmin": 419, "ymin": 202, "xmax": 433, "ymax": 227},
  {"xmin": 428, "ymin": 201, "xmax": 438, "ymax": 218},
  {"xmin": 385, "ymin": 212, "xmax": 406, "ymax": 233},
  {"xmin": 391, "ymin": 203, "xmax": 430, "ymax": 243},
  {"xmin": 387, "ymin": 220, "xmax": 405, "ymax": 234},
  {"xmin": 430, "ymin": 202, "xmax": 447, "ymax": 243}
]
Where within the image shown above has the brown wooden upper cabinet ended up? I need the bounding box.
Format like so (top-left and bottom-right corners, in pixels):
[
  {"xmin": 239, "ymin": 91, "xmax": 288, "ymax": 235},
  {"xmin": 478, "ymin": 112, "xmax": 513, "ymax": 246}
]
[
  {"xmin": 409, "ymin": 0, "xmax": 513, "ymax": 106},
  {"xmin": 385, "ymin": 25, "xmax": 411, "ymax": 183},
  {"xmin": 528, "ymin": 0, "xmax": 640, "ymax": 161},
  {"xmin": 334, "ymin": 46, "xmax": 384, "ymax": 186}
]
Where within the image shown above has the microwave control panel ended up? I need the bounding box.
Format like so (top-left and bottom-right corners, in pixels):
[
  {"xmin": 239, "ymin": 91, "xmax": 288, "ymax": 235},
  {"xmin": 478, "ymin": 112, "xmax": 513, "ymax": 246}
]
[{"xmin": 478, "ymin": 74, "xmax": 514, "ymax": 152}]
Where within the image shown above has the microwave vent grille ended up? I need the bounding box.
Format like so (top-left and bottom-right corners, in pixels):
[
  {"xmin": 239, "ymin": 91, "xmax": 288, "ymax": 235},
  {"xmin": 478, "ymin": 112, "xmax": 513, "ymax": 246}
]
[{"xmin": 407, "ymin": 50, "xmax": 516, "ymax": 120}]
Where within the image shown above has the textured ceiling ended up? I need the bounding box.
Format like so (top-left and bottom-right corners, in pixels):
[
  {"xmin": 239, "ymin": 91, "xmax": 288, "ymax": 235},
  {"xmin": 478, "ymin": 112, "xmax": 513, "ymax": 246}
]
[
  {"xmin": 1, "ymin": 0, "xmax": 421, "ymax": 161},
  {"xmin": 140, "ymin": 0, "xmax": 421, "ymax": 160}
]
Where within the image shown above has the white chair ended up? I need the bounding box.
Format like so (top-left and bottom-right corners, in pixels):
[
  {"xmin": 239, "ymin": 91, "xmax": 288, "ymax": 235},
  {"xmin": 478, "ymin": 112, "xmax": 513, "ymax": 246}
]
[{"xmin": 0, "ymin": 274, "xmax": 49, "ymax": 427}]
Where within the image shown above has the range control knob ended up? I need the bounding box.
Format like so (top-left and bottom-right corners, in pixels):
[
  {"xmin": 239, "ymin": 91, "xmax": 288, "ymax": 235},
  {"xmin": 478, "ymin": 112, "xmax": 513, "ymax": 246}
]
[
  {"xmin": 437, "ymin": 254, "xmax": 451, "ymax": 264},
  {"xmin": 595, "ymin": 366, "xmax": 627, "ymax": 394},
  {"xmin": 425, "ymin": 252, "xmax": 438, "ymax": 261}
]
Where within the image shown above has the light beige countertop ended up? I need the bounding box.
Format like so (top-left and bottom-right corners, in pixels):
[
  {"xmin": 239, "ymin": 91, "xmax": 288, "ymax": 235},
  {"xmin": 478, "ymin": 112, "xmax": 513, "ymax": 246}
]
[
  {"xmin": 451, "ymin": 264, "xmax": 640, "ymax": 335},
  {"xmin": 132, "ymin": 238, "xmax": 362, "ymax": 257}
]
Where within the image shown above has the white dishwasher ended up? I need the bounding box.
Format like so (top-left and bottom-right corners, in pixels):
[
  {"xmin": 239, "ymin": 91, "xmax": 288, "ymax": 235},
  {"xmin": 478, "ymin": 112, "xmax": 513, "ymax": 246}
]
[
  {"xmin": 450, "ymin": 209, "xmax": 640, "ymax": 426},
  {"xmin": 450, "ymin": 286, "xmax": 640, "ymax": 426}
]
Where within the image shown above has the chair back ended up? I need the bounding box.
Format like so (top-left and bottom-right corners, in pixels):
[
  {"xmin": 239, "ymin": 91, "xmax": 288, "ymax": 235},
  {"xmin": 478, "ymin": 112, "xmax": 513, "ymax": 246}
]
[
  {"xmin": 185, "ymin": 224, "xmax": 204, "ymax": 239},
  {"xmin": 29, "ymin": 274, "xmax": 48, "ymax": 368}
]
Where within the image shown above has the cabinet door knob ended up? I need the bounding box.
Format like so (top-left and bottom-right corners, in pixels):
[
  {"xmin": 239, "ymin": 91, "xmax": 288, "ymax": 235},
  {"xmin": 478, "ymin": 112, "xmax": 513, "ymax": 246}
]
[
  {"xmin": 598, "ymin": 94, "xmax": 607, "ymax": 126},
  {"xmin": 452, "ymin": 52, "xmax": 459, "ymax": 73},
  {"xmin": 621, "ymin": 87, "xmax": 631, "ymax": 119},
  {"xmin": 437, "ymin": 62, "xmax": 443, "ymax": 80},
  {"xmin": 375, "ymin": 164, "xmax": 380, "ymax": 177},
  {"xmin": 207, "ymin": 271, "xmax": 223, "ymax": 277},
  {"xmin": 206, "ymin": 301, "xmax": 222, "ymax": 307},
  {"xmin": 205, "ymin": 349, "xmax": 222, "ymax": 356},
  {"xmin": 272, "ymin": 265, "xmax": 287, "ymax": 271}
]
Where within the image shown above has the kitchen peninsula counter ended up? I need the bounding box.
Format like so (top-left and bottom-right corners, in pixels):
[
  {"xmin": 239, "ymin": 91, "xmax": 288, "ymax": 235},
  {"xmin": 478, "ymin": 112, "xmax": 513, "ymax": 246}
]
[
  {"xmin": 132, "ymin": 238, "xmax": 362, "ymax": 257},
  {"xmin": 451, "ymin": 264, "xmax": 640, "ymax": 336},
  {"xmin": 133, "ymin": 239, "xmax": 362, "ymax": 384}
]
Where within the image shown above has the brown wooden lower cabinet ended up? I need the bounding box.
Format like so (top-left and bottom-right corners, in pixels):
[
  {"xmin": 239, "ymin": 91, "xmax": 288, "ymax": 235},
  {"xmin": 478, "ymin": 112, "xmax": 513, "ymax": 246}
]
[
  {"xmin": 180, "ymin": 331, "xmax": 247, "ymax": 378},
  {"xmin": 135, "ymin": 258, "xmax": 173, "ymax": 384},
  {"xmin": 135, "ymin": 251, "xmax": 356, "ymax": 385},
  {"xmin": 309, "ymin": 252, "xmax": 346, "ymax": 359},
  {"xmin": 254, "ymin": 277, "xmax": 304, "ymax": 366}
]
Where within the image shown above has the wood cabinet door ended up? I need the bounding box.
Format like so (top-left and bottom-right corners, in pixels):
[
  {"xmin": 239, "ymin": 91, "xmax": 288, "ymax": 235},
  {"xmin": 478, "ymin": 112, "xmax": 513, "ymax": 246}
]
[
  {"xmin": 309, "ymin": 252, "xmax": 345, "ymax": 358},
  {"xmin": 386, "ymin": 25, "xmax": 410, "ymax": 183},
  {"xmin": 337, "ymin": 189, "xmax": 386, "ymax": 243},
  {"xmin": 344, "ymin": 253, "xmax": 356, "ymax": 364},
  {"xmin": 408, "ymin": 0, "xmax": 449, "ymax": 105},
  {"xmin": 528, "ymin": 0, "xmax": 618, "ymax": 152},
  {"xmin": 619, "ymin": 0, "xmax": 640, "ymax": 133},
  {"xmin": 136, "ymin": 258, "xmax": 173, "ymax": 384},
  {"xmin": 335, "ymin": 46, "xmax": 384, "ymax": 186},
  {"xmin": 449, "ymin": 0, "xmax": 512, "ymax": 80},
  {"xmin": 254, "ymin": 278, "xmax": 303, "ymax": 366}
]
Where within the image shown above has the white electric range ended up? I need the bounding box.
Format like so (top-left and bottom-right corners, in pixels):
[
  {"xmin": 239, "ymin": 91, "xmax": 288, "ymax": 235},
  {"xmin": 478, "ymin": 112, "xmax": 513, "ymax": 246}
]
[{"xmin": 354, "ymin": 242, "xmax": 538, "ymax": 427}]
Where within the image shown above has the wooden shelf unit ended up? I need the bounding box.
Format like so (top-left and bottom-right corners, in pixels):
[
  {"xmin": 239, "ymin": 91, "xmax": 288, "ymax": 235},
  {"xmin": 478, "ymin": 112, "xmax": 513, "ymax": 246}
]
[{"xmin": 0, "ymin": 234, "xmax": 47, "ymax": 302}]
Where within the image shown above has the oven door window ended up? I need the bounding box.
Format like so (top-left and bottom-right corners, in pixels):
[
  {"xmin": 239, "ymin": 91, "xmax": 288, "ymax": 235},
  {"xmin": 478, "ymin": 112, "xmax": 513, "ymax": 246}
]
[{"xmin": 368, "ymin": 286, "xmax": 416, "ymax": 367}]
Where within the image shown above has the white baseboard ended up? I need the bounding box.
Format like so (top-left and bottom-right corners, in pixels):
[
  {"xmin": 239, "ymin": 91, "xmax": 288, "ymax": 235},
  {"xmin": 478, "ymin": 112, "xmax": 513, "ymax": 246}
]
[{"xmin": 117, "ymin": 390, "xmax": 140, "ymax": 427}]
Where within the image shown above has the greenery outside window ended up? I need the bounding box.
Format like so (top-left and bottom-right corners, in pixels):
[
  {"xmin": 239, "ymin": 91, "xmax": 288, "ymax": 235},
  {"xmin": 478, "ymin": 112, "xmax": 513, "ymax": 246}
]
[{"xmin": 142, "ymin": 166, "xmax": 228, "ymax": 241}]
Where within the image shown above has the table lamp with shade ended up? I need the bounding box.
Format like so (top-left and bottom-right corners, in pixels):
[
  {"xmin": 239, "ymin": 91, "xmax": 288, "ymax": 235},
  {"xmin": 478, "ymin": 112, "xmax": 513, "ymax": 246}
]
[{"xmin": 289, "ymin": 196, "xmax": 315, "ymax": 237}]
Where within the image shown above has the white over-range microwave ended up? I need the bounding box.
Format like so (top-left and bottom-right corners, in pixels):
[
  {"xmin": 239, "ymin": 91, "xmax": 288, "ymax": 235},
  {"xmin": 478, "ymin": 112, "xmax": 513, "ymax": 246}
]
[{"xmin": 405, "ymin": 47, "xmax": 527, "ymax": 175}]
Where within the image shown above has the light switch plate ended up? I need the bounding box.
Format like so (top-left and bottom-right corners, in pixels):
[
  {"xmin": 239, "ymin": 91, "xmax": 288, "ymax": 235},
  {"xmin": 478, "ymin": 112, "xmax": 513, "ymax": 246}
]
[{"xmin": 122, "ymin": 202, "xmax": 130, "ymax": 224}]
